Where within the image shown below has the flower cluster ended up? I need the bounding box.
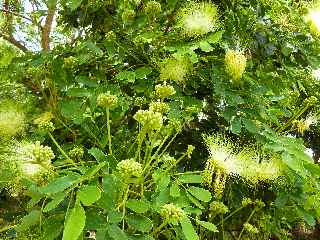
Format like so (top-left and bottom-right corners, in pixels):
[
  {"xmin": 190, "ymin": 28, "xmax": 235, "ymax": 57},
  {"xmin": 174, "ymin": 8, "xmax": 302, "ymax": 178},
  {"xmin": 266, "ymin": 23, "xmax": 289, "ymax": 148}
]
[
  {"xmin": 10, "ymin": 141, "xmax": 54, "ymax": 179},
  {"xmin": 117, "ymin": 159, "xmax": 143, "ymax": 178},
  {"xmin": 176, "ymin": 2, "xmax": 219, "ymax": 37},
  {"xmin": 209, "ymin": 201, "xmax": 229, "ymax": 215},
  {"xmin": 144, "ymin": 1, "xmax": 161, "ymax": 17},
  {"xmin": 243, "ymin": 223, "xmax": 259, "ymax": 234},
  {"xmin": 149, "ymin": 101, "xmax": 169, "ymax": 114},
  {"xmin": 160, "ymin": 203, "xmax": 185, "ymax": 222},
  {"xmin": 155, "ymin": 83, "xmax": 176, "ymax": 99},
  {"xmin": 134, "ymin": 109, "xmax": 163, "ymax": 131},
  {"xmin": 0, "ymin": 102, "xmax": 25, "ymax": 139},
  {"xmin": 97, "ymin": 92, "xmax": 118, "ymax": 108},
  {"xmin": 224, "ymin": 49, "xmax": 247, "ymax": 82},
  {"xmin": 204, "ymin": 134, "xmax": 283, "ymax": 185},
  {"xmin": 294, "ymin": 114, "xmax": 318, "ymax": 134},
  {"xmin": 159, "ymin": 57, "xmax": 191, "ymax": 84},
  {"xmin": 69, "ymin": 146, "xmax": 84, "ymax": 160}
]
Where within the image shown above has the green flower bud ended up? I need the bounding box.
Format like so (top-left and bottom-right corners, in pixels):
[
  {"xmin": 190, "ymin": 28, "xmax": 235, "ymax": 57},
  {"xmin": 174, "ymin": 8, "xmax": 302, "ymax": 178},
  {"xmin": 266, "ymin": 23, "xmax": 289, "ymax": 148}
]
[
  {"xmin": 32, "ymin": 141, "xmax": 55, "ymax": 164},
  {"xmin": 176, "ymin": 2, "xmax": 219, "ymax": 37},
  {"xmin": 134, "ymin": 96, "xmax": 146, "ymax": 107},
  {"xmin": 69, "ymin": 146, "xmax": 84, "ymax": 160},
  {"xmin": 122, "ymin": 9, "xmax": 136, "ymax": 23},
  {"xmin": 38, "ymin": 121, "xmax": 55, "ymax": 132},
  {"xmin": 105, "ymin": 31, "xmax": 117, "ymax": 41},
  {"xmin": 209, "ymin": 201, "xmax": 229, "ymax": 215},
  {"xmin": 160, "ymin": 203, "xmax": 185, "ymax": 222},
  {"xmin": 241, "ymin": 197, "xmax": 253, "ymax": 207},
  {"xmin": 186, "ymin": 145, "xmax": 195, "ymax": 158},
  {"xmin": 159, "ymin": 57, "xmax": 191, "ymax": 84},
  {"xmin": 225, "ymin": 49, "xmax": 247, "ymax": 82},
  {"xmin": 155, "ymin": 83, "xmax": 176, "ymax": 99},
  {"xmin": 254, "ymin": 199, "xmax": 265, "ymax": 209},
  {"xmin": 117, "ymin": 159, "xmax": 143, "ymax": 178},
  {"xmin": 134, "ymin": 109, "xmax": 163, "ymax": 131},
  {"xmin": 97, "ymin": 92, "xmax": 118, "ymax": 108},
  {"xmin": 243, "ymin": 223, "xmax": 259, "ymax": 234},
  {"xmin": 144, "ymin": 1, "xmax": 161, "ymax": 17},
  {"xmin": 149, "ymin": 101, "xmax": 169, "ymax": 114},
  {"xmin": 303, "ymin": 96, "xmax": 318, "ymax": 106},
  {"xmin": 161, "ymin": 154, "xmax": 176, "ymax": 167}
]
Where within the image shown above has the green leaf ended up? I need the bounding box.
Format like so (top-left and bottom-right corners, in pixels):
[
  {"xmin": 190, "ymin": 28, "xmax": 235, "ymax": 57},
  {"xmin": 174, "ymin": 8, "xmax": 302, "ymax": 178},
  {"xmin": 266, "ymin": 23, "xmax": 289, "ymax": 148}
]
[
  {"xmin": 135, "ymin": 67, "xmax": 152, "ymax": 79},
  {"xmin": 170, "ymin": 183, "xmax": 181, "ymax": 198},
  {"xmin": 69, "ymin": 0, "xmax": 83, "ymax": 10},
  {"xmin": 196, "ymin": 219, "xmax": 218, "ymax": 232},
  {"xmin": 199, "ymin": 41, "xmax": 213, "ymax": 52},
  {"xmin": 206, "ymin": 30, "xmax": 224, "ymax": 44},
  {"xmin": 43, "ymin": 192, "xmax": 65, "ymax": 212},
  {"xmin": 242, "ymin": 118, "xmax": 258, "ymax": 134},
  {"xmin": 78, "ymin": 185, "xmax": 101, "ymax": 206},
  {"xmin": 116, "ymin": 71, "xmax": 136, "ymax": 83},
  {"xmin": 126, "ymin": 199, "xmax": 150, "ymax": 213},
  {"xmin": 62, "ymin": 201, "xmax": 86, "ymax": 240},
  {"xmin": 108, "ymin": 224, "xmax": 128, "ymax": 240},
  {"xmin": 40, "ymin": 173, "xmax": 80, "ymax": 195},
  {"xmin": 66, "ymin": 88, "xmax": 91, "ymax": 98},
  {"xmin": 180, "ymin": 217, "xmax": 199, "ymax": 240},
  {"xmin": 127, "ymin": 215, "xmax": 153, "ymax": 232},
  {"xmin": 186, "ymin": 192, "xmax": 204, "ymax": 209},
  {"xmin": 177, "ymin": 174, "xmax": 203, "ymax": 183},
  {"xmin": 88, "ymin": 147, "xmax": 107, "ymax": 163},
  {"xmin": 230, "ymin": 117, "xmax": 242, "ymax": 134},
  {"xmin": 15, "ymin": 210, "xmax": 41, "ymax": 232},
  {"xmin": 187, "ymin": 187, "xmax": 211, "ymax": 202},
  {"xmin": 153, "ymin": 171, "xmax": 170, "ymax": 192}
]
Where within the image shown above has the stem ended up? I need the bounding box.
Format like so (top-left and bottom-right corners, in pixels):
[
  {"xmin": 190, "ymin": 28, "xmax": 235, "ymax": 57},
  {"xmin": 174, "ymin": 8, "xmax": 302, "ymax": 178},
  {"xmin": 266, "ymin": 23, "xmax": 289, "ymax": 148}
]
[
  {"xmin": 106, "ymin": 108, "xmax": 112, "ymax": 155},
  {"xmin": 152, "ymin": 220, "xmax": 168, "ymax": 236},
  {"xmin": 122, "ymin": 185, "xmax": 130, "ymax": 230},
  {"xmin": 48, "ymin": 132, "xmax": 76, "ymax": 166},
  {"xmin": 217, "ymin": 206, "xmax": 245, "ymax": 226},
  {"xmin": 237, "ymin": 209, "xmax": 256, "ymax": 240}
]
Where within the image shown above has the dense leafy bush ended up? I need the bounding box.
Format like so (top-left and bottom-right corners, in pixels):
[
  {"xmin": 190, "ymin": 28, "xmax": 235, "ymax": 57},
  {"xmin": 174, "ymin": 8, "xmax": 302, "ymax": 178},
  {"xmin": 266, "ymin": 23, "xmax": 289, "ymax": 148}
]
[{"xmin": 1, "ymin": 0, "xmax": 320, "ymax": 239}]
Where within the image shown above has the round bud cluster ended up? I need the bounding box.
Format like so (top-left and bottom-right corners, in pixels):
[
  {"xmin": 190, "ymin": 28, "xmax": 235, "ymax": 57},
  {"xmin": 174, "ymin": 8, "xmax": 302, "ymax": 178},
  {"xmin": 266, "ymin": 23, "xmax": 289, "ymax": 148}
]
[
  {"xmin": 97, "ymin": 92, "xmax": 118, "ymax": 108},
  {"xmin": 69, "ymin": 146, "xmax": 84, "ymax": 160},
  {"xmin": 303, "ymin": 96, "xmax": 318, "ymax": 106},
  {"xmin": 63, "ymin": 56, "xmax": 77, "ymax": 67},
  {"xmin": 243, "ymin": 223, "xmax": 259, "ymax": 234},
  {"xmin": 186, "ymin": 145, "xmax": 195, "ymax": 158},
  {"xmin": 144, "ymin": 1, "xmax": 161, "ymax": 17},
  {"xmin": 0, "ymin": 105, "xmax": 25, "ymax": 139},
  {"xmin": 155, "ymin": 83, "xmax": 176, "ymax": 99},
  {"xmin": 160, "ymin": 203, "xmax": 185, "ymax": 222},
  {"xmin": 32, "ymin": 141, "xmax": 55, "ymax": 164},
  {"xmin": 149, "ymin": 101, "xmax": 169, "ymax": 114},
  {"xmin": 159, "ymin": 57, "xmax": 191, "ymax": 84},
  {"xmin": 176, "ymin": 2, "xmax": 219, "ymax": 37},
  {"xmin": 105, "ymin": 31, "xmax": 117, "ymax": 42},
  {"xmin": 224, "ymin": 49, "xmax": 247, "ymax": 82},
  {"xmin": 161, "ymin": 154, "xmax": 176, "ymax": 167},
  {"xmin": 117, "ymin": 159, "xmax": 143, "ymax": 178},
  {"xmin": 38, "ymin": 121, "xmax": 55, "ymax": 132},
  {"xmin": 134, "ymin": 110, "xmax": 163, "ymax": 130},
  {"xmin": 134, "ymin": 96, "xmax": 146, "ymax": 107},
  {"xmin": 254, "ymin": 199, "xmax": 265, "ymax": 209},
  {"xmin": 209, "ymin": 201, "xmax": 229, "ymax": 215},
  {"xmin": 122, "ymin": 9, "xmax": 136, "ymax": 23},
  {"xmin": 241, "ymin": 197, "xmax": 253, "ymax": 207}
]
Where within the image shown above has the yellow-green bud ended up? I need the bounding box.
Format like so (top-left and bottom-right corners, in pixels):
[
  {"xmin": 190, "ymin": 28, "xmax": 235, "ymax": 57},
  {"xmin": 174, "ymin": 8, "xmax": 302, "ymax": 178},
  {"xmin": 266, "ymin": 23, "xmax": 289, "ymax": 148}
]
[
  {"xmin": 225, "ymin": 49, "xmax": 247, "ymax": 82},
  {"xmin": 160, "ymin": 203, "xmax": 185, "ymax": 222},
  {"xmin": 97, "ymin": 92, "xmax": 118, "ymax": 108},
  {"xmin": 303, "ymin": 96, "xmax": 318, "ymax": 106},
  {"xmin": 209, "ymin": 201, "xmax": 229, "ymax": 215},
  {"xmin": 134, "ymin": 109, "xmax": 163, "ymax": 131},
  {"xmin": 144, "ymin": 1, "xmax": 161, "ymax": 17},
  {"xmin": 186, "ymin": 145, "xmax": 195, "ymax": 158},
  {"xmin": 122, "ymin": 9, "xmax": 136, "ymax": 23},
  {"xmin": 117, "ymin": 159, "xmax": 143, "ymax": 178},
  {"xmin": 243, "ymin": 223, "xmax": 259, "ymax": 234},
  {"xmin": 159, "ymin": 57, "xmax": 191, "ymax": 84},
  {"xmin": 241, "ymin": 197, "xmax": 253, "ymax": 207},
  {"xmin": 0, "ymin": 104, "xmax": 25, "ymax": 138},
  {"xmin": 155, "ymin": 83, "xmax": 176, "ymax": 99},
  {"xmin": 69, "ymin": 146, "xmax": 84, "ymax": 160},
  {"xmin": 32, "ymin": 141, "xmax": 55, "ymax": 164},
  {"xmin": 38, "ymin": 121, "xmax": 55, "ymax": 132},
  {"xmin": 149, "ymin": 101, "xmax": 169, "ymax": 114}
]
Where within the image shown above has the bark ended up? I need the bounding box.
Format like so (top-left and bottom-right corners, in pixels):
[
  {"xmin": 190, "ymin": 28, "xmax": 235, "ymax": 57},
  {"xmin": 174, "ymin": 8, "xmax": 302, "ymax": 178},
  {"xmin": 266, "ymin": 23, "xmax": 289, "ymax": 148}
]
[{"xmin": 41, "ymin": 7, "xmax": 56, "ymax": 51}]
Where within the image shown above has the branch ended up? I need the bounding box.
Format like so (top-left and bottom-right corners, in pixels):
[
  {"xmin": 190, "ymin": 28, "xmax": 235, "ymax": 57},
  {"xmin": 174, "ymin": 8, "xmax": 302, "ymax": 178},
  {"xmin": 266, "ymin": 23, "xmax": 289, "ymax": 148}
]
[
  {"xmin": 0, "ymin": 8, "xmax": 33, "ymax": 23},
  {"xmin": 41, "ymin": 6, "xmax": 56, "ymax": 50},
  {"xmin": 0, "ymin": 33, "xmax": 29, "ymax": 52}
]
